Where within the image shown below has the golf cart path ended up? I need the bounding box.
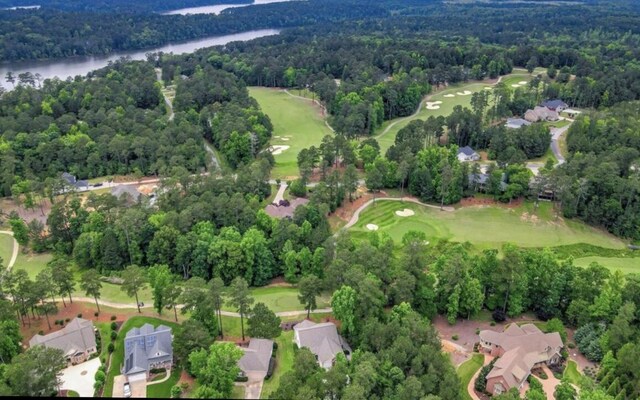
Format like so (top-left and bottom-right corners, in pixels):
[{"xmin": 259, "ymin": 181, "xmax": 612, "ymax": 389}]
[
  {"xmin": 0, "ymin": 230, "xmax": 19, "ymax": 271},
  {"xmin": 69, "ymin": 296, "xmax": 331, "ymax": 317},
  {"xmin": 343, "ymin": 197, "xmax": 455, "ymax": 230}
]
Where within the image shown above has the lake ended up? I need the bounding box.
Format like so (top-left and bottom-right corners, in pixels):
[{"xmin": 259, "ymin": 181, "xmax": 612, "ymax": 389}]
[
  {"xmin": 163, "ymin": 0, "xmax": 295, "ymax": 15},
  {"xmin": 0, "ymin": 29, "xmax": 279, "ymax": 90}
]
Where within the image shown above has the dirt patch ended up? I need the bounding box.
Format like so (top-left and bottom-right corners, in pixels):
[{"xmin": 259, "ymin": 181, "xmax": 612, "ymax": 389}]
[
  {"xmin": 520, "ymin": 212, "xmax": 540, "ymax": 224},
  {"xmin": 459, "ymin": 196, "xmax": 523, "ymax": 209}
]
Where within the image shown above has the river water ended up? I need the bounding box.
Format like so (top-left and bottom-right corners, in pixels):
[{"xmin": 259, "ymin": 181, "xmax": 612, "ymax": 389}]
[
  {"xmin": 163, "ymin": 0, "xmax": 295, "ymax": 15},
  {"xmin": 0, "ymin": 29, "xmax": 279, "ymax": 90}
]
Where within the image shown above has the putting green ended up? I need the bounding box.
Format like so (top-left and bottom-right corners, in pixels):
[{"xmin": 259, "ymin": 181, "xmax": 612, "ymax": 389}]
[
  {"xmin": 349, "ymin": 200, "xmax": 626, "ymax": 250},
  {"xmin": 375, "ymin": 72, "xmax": 537, "ymax": 154},
  {"xmin": 574, "ymin": 256, "xmax": 640, "ymax": 275},
  {"xmin": 249, "ymin": 87, "xmax": 333, "ymax": 179}
]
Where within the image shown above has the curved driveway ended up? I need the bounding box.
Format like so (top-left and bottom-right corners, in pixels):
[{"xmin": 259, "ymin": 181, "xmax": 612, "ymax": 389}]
[{"xmin": 0, "ymin": 230, "xmax": 19, "ymax": 270}]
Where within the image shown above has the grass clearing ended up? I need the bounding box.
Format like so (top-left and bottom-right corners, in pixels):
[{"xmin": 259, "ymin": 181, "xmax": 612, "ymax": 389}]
[
  {"xmin": 349, "ymin": 200, "xmax": 626, "ymax": 249},
  {"xmin": 261, "ymin": 330, "xmax": 294, "ymax": 398},
  {"xmin": 249, "ymin": 87, "xmax": 333, "ymax": 180},
  {"xmin": 222, "ymin": 286, "xmax": 330, "ymax": 313},
  {"xmin": 13, "ymin": 251, "xmax": 52, "ymax": 278},
  {"xmin": 563, "ymin": 360, "xmax": 581, "ymax": 386},
  {"xmin": 457, "ymin": 353, "xmax": 484, "ymax": 400},
  {"xmin": 0, "ymin": 232, "xmax": 14, "ymax": 268},
  {"xmin": 573, "ymin": 256, "xmax": 640, "ymax": 275},
  {"xmin": 103, "ymin": 316, "xmax": 181, "ymax": 398}
]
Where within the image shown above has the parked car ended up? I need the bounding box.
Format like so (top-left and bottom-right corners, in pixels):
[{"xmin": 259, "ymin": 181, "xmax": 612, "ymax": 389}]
[
  {"xmin": 123, "ymin": 382, "xmax": 131, "ymax": 398},
  {"xmin": 93, "ymin": 182, "xmax": 103, "ymax": 187}
]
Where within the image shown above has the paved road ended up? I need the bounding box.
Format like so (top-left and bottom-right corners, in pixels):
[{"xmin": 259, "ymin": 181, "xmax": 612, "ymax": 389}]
[
  {"xmin": 0, "ymin": 231, "xmax": 18, "ymax": 271},
  {"xmin": 342, "ymin": 197, "xmax": 454, "ymax": 230},
  {"xmin": 273, "ymin": 182, "xmax": 288, "ymax": 203},
  {"xmin": 550, "ymin": 122, "xmax": 571, "ymax": 165}
]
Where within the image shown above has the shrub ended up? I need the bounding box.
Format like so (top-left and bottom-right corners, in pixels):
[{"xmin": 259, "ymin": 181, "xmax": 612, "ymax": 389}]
[
  {"xmin": 98, "ymin": 365, "xmax": 106, "ymax": 373},
  {"xmin": 235, "ymin": 376, "xmax": 249, "ymax": 382},
  {"xmin": 54, "ymin": 320, "xmax": 59, "ymax": 325},
  {"xmin": 108, "ymin": 343, "xmax": 115, "ymax": 353},
  {"xmin": 452, "ymin": 334, "xmax": 459, "ymax": 341},
  {"xmin": 38, "ymin": 330, "xmax": 44, "ymax": 335},
  {"xmin": 289, "ymin": 179, "xmax": 307, "ymax": 197},
  {"xmin": 475, "ymin": 328, "xmax": 480, "ymax": 335},
  {"xmin": 272, "ymin": 342, "xmax": 278, "ymax": 351},
  {"xmin": 475, "ymin": 360, "xmax": 496, "ymax": 393},
  {"xmin": 94, "ymin": 311, "xmax": 99, "ymax": 317},
  {"xmin": 170, "ymin": 385, "xmax": 182, "ymax": 398},
  {"xmin": 94, "ymin": 370, "xmax": 106, "ymax": 383},
  {"xmin": 538, "ymin": 370, "xmax": 548, "ymax": 379},
  {"xmin": 490, "ymin": 321, "xmax": 496, "ymax": 326},
  {"xmin": 110, "ymin": 331, "xmax": 117, "ymax": 341},
  {"xmin": 492, "ymin": 309, "xmax": 506, "ymax": 322},
  {"xmin": 110, "ymin": 322, "xmax": 118, "ymax": 331},
  {"xmin": 110, "ymin": 315, "xmax": 117, "ymax": 321},
  {"xmin": 568, "ymin": 342, "xmax": 576, "ymax": 349},
  {"xmin": 65, "ymin": 318, "xmax": 70, "ymax": 322},
  {"xmin": 77, "ymin": 313, "xmax": 82, "ymax": 318}
]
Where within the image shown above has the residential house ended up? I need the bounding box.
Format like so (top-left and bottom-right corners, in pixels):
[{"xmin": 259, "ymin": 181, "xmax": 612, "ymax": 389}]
[
  {"xmin": 238, "ymin": 338, "xmax": 274, "ymax": 381},
  {"xmin": 293, "ymin": 320, "xmax": 351, "ymax": 369},
  {"xmin": 29, "ymin": 317, "xmax": 97, "ymax": 365},
  {"xmin": 524, "ymin": 106, "xmax": 559, "ymax": 123},
  {"xmin": 61, "ymin": 172, "xmax": 89, "ymax": 190},
  {"xmin": 122, "ymin": 324, "xmax": 173, "ymax": 379},
  {"xmin": 457, "ymin": 146, "xmax": 480, "ymax": 162},
  {"xmin": 478, "ymin": 324, "xmax": 563, "ymax": 395},
  {"xmin": 468, "ymin": 173, "xmax": 507, "ymax": 192},
  {"xmin": 505, "ymin": 118, "xmax": 531, "ymax": 129},
  {"xmin": 562, "ymin": 108, "xmax": 582, "ymax": 118},
  {"xmin": 111, "ymin": 185, "xmax": 146, "ymax": 206},
  {"xmin": 541, "ymin": 99, "xmax": 568, "ymax": 112}
]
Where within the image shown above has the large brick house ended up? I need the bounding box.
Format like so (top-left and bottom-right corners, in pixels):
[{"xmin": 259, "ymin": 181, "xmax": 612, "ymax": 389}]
[{"xmin": 478, "ymin": 324, "xmax": 563, "ymax": 395}]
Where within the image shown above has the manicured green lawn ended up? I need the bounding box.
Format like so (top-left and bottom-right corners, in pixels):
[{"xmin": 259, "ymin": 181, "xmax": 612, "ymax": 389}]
[
  {"xmin": 563, "ymin": 360, "xmax": 581, "ymax": 386},
  {"xmin": 0, "ymin": 232, "xmax": 14, "ymax": 268},
  {"xmin": 349, "ymin": 200, "xmax": 626, "ymax": 250},
  {"xmin": 231, "ymin": 385, "xmax": 245, "ymax": 399},
  {"xmin": 573, "ymin": 256, "xmax": 640, "ymax": 275},
  {"xmin": 222, "ymin": 286, "xmax": 330, "ymax": 313},
  {"xmin": 249, "ymin": 87, "xmax": 333, "ymax": 179},
  {"xmin": 147, "ymin": 367, "xmax": 182, "ymax": 398},
  {"xmin": 13, "ymin": 252, "xmax": 52, "ymax": 278},
  {"xmin": 103, "ymin": 316, "xmax": 181, "ymax": 398},
  {"xmin": 261, "ymin": 330, "xmax": 295, "ymax": 398},
  {"xmin": 457, "ymin": 353, "xmax": 484, "ymax": 400}
]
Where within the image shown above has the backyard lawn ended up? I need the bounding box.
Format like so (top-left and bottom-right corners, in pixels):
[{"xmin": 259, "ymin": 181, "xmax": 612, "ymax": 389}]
[
  {"xmin": 147, "ymin": 367, "xmax": 182, "ymax": 398},
  {"xmin": 573, "ymin": 256, "xmax": 640, "ymax": 275},
  {"xmin": 349, "ymin": 200, "xmax": 626, "ymax": 250},
  {"xmin": 261, "ymin": 330, "xmax": 295, "ymax": 398},
  {"xmin": 457, "ymin": 353, "xmax": 484, "ymax": 400},
  {"xmin": 13, "ymin": 252, "xmax": 52, "ymax": 278},
  {"xmin": 249, "ymin": 87, "xmax": 333, "ymax": 179},
  {"xmin": 0, "ymin": 232, "xmax": 14, "ymax": 268},
  {"xmin": 102, "ymin": 316, "xmax": 181, "ymax": 398},
  {"xmin": 563, "ymin": 360, "xmax": 581, "ymax": 386},
  {"xmin": 222, "ymin": 286, "xmax": 330, "ymax": 313}
]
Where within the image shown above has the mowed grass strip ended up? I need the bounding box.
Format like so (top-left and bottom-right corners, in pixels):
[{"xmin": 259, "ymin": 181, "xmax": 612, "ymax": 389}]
[
  {"xmin": 457, "ymin": 353, "xmax": 484, "ymax": 400},
  {"xmin": 573, "ymin": 256, "xmax": 640, "ymax": 275},
  {"xmin": 260, "ymin": 330, "xmax": 294, "ymax": 399},
  {"xmin": 222, "ymin": 286, "xmax": 330, "ymax": 313},
  {"xmin": 563, "ymin": 360, "xmax": 582, "ymax": 386},
  {"xmin": 350, "ymin": 200, "xmax": 626, "ymax": 250},
  {"xmin": 0, "ymin": 232, "xmax": 15, "ymax": 268},
  {"xmin": 249, "ymin": 87, "xmax": 333, "ymax": 179}
]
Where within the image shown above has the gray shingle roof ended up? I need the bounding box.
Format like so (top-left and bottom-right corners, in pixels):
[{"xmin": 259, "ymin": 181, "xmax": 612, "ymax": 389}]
[
  {"xmin": 111, "ymin": 185, "xmax": 144, "ymax": 202},
  {"xmin": 123, "ymin": 324, "xmax": 172, "ymax": 375},
  {"xmin": 541, "ymin": 99, "xmax": 568, "ymax": 110},
  {"xmin": 238, "ymin": 339, "xmax": 273, "ymax": 375},
  {"xmin": 294, "ymin": 321, "xmax": 350, "ymax": 366},
  {"xmin": 29, "ymin": 317, "xmax": 96, "ymax": 357},
  {"xmin": 458, "ymin": 146, "xmax": 477, "ymax": 156}
]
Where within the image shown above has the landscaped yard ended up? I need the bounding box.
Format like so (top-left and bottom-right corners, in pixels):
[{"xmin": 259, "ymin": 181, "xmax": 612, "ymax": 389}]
[
  {"xmin": 349, "ymin": 200, "xmax": 626, "ymax": 249},
  {"xmin": 103, "ymin": 316, "xmax": 181, "ymax": 398},
  {"xmin": 563, "ymin": 360, "xmax": 581, "ymax": 386},
  {"xmin": 249, "ymin": 87, "xmax": 333, "ymax": 179},
  {"xmin": 231, "ymin": 384, "xmax": 246, "ymax": 399},
  {"xmin": 147, "ymin": 367, "xmax": 182, "ymax": 398},
  {"xmin": 573, "ymin": 256, "xmax": 640, "ymax": 275},
  {"xmin": 261, "ymin": 330, "xmax": 295, "ymax": 398},
  {"xmin": 222, "ymin": 286, "xmax": 330, "ymax": 313},
  {"xmin": 0, "ymin": 232, "xmax": 14, "ymax": 268},
  {"xmin": 457, "ymin": 353, "xmax": 484, "ymax": 400}
]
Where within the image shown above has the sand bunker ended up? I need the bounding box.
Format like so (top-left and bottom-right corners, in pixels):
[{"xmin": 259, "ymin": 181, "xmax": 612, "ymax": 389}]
[
  {"xmin": 280, "ymin": 137, "xmax": 290, "ymax": 141},
  {"xmin": 425, "ymin": 101, "xmax": 443, "ymax": 110},
  {"xmin": 518, "ymin": 81, "xmax": 527, "ymax": 85},
  {"xmin": 511, "ymin": 84, "xmax": 521, "ymax": 88},
  {"xmin": 483, "ymin": 87, "xmax": 492, "ymax": 90},
  {"xmin": 273, "ymin": 135, "xmax": 281, "ymax": 139},
  {"xmin": 443, "ymin": 94, "xmax": 455, "ymax": 98},
  {"xmin": 271, "ymin": 145, "xmax": 290, "ymax": 155},
  {"xmin": 456, "ymin": 90, "xmax": 472, "ymax": 96},
  {"xmin": 366, "ymin": 224, "xmax": 379, "ymax": 231},
  {"xmin": 395, "ymin": 208, "xmax": 415, "ymax": 217}
]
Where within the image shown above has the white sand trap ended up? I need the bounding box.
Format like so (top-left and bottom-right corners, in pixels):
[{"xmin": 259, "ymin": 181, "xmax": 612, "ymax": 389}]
[
  {"xmin": 443, "ymin": 94, "xmax": 455, "ymax": 98},
  {"xmin": 273, "ymin": 135, "xmax": 281, "ymax": 139},
  {"xmin": 518, "ymin": 81, "xmax": 527, "ymax": 85},
  {"xmin": 456, "ymin": 90, "xmax": 472, "ymax": 96},
  {"xmin": 280, "ymin": 137, "xmax": 290, "ymax": 141},
  {"xmin": 395, "ymin": 208, "xmax": 415, "ymax": 217},
  {"xmin": 484, "ymin": 87, "xmax": 492, "ymax": 90},
  {"xmin": 271, "ymin": 145, "xmax": 290, "ymax": 155},
  {"xmin": 366, "ymin": 224, "xmax": 379, "ymax": 231},
  {"xmin": 511, "ymin": 84, "xmax": 521, "ymax": 88},
  {"xmin": 425, "ymin": 101, "xmax": 443, "ymax": 110}
]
